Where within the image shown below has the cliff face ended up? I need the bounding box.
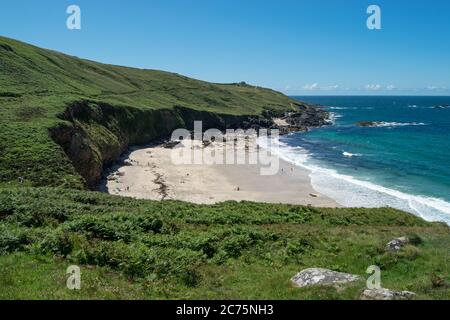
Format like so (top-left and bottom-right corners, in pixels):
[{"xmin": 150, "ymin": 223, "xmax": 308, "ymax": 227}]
[
  {"xmin": 49, "ymin": 100, "xmax": 330, "ymax": 189},
  {"xmin": 49, "ymin": 101, "xmax": 274, "ymax": 188}
]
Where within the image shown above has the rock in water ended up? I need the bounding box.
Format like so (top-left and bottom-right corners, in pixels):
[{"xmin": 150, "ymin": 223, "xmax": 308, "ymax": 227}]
[
  {"xmin": 386, "ymin": 236, "xmax": 410, "ymax": 252},
  {"xmin": 357, "ymin": 121, "xmax": 382, "ymax": 127},
  {"xmin": 361, "ymin": 289, "xmax": 416, "ymax": 300},
  {"xmin": 291, "ymin": 268, "xmax": 361, "ymax": 288}
]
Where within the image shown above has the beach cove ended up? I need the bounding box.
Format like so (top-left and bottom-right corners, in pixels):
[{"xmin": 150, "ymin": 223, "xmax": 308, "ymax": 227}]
[{"xmin": 100, "ymin": 136, "xmax": 339, "ymax": 207}]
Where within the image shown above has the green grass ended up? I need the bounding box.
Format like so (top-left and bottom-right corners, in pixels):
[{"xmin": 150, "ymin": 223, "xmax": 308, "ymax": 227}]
[
  {"xmin": 0, "ymin": 253, "xmax": 147, "ymax": 300},
  {"xmin": 0, "ymin": 37, "xmax": 296, "ymax": 115},
  {"xmin": 0, "ymin": 36, "xmax": 301, "ymax": 188},
  {"xmin": 1, "ymin": 36, "xmax": 448, "ymax": 300},
  {"xmin": 0, "ymin": 187, "xmax": 448, "ymax": 300}
]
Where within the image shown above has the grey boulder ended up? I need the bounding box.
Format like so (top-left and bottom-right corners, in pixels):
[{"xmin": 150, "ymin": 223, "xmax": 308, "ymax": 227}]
[
  {"xmin": 361, "ymin": 288, "xmax": 416, "ymax": 300},
  {"xmin": 291, "ymin": 268, "xmax": 361, "ymax": 288},
  {"xmin": 386, "ymin": 236, "xmax": 410, "ymax": 251}
]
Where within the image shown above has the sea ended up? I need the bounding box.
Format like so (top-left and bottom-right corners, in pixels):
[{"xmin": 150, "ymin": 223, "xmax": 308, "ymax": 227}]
[{"xmin": 273, "ymin": 96, "xmax": 450, "ymax": 225}]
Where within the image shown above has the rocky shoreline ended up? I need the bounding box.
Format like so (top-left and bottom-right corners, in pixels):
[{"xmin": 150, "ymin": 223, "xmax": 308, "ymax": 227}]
[{"xmin": 273, "ymin": 104, "xmax": 331, "ymax": 135}]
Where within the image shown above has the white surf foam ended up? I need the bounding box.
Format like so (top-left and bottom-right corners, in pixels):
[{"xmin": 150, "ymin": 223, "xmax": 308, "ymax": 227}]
[
  {"xmin": 326, "ymin": 112, "xmax": 342, "ymax": 124},
  {"xmin": 258, "ymin": 136, "xmax": 450, "ymax": 225},
  {"xmin": 328, "ymin": 107, "xmax": 350, "ymax": 110},
  {"xmin": 342, "ymin": 152, "xmax": 362, "ymax": 158},
  {"xmin": 372, "ymin": 122, "xmax": 427, "ymax": 127}
]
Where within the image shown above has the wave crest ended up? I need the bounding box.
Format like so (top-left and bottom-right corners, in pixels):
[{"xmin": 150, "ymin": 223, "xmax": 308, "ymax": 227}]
[
  {"xmin": 359, "ymin": 121, "xmax": 427, "ymax": 128},
  {"xmin": 258, "ymin": 136, "xmax": 450, "ymax": 225}
]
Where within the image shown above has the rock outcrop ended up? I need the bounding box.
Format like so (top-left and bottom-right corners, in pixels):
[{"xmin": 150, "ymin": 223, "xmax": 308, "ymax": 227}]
[
  {"xmin": 291, "ymin": 268, "xmax": 361, "ymax": 288},
  {"xmin": 386, "ymin": 236, "xmax": 410, "ymax": 252},
  {"xmin": 357, "ymin": 121, "xmax": 382, "ymax": 127},
  {"xmin": 273, "ymin": 105, "xmax": 330, "ymax": 135},
  {"xmin": 361, "ymin": 288, "xmax": 416, "ymax": 300},
  {"xmin": 433, "ymin": 105, "xmax": 450, "ymax": 109}
]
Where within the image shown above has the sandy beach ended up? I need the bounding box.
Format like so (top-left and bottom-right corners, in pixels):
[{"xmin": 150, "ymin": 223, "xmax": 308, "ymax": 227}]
[{"xmin": 100, "ymin": 136, "xmax": 339, "ymax": 207}]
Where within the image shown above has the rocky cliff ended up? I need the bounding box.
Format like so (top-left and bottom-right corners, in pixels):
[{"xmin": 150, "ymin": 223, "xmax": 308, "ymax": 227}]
[{"xmin": 49, "ymin": 100, "xmax": 329, "ymax": 189}]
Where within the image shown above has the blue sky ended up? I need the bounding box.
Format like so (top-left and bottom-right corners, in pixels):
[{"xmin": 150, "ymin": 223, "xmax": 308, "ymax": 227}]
[{"xmin": 1, "ymin": 0, "xmax": 449, "ymax": 95}]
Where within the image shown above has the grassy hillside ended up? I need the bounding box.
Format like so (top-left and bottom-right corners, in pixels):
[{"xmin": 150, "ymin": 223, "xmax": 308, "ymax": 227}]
[
  {"xmin": 0, "ymin": 36, "xmax": 301, "ymax": 188},
  {"xmin": 1, "ymin": 37, "xmax": 448, "ymax": 300},
  {"xmin": 0, "ymin": 187, "xmax": 449, "ymax": 300},
  {"xmin": 0, "ymin": 37, "xmax": 298, "ymax": 114}
]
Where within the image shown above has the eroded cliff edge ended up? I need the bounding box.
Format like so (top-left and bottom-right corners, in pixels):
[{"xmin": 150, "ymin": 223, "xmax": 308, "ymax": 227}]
[{"xmin": 49, "ymin": 100, "xmax": 329, "ymax": 189}]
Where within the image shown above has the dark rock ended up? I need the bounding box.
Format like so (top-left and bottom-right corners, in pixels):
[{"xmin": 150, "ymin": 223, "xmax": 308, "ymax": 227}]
[
  {"xmin": 162, "ymin": 141, "xmax": 181, "ymax": 149},
  {"xmin": 284, "ymin": 108, "xmax": 330, "ymax": 128},
  {"xmin": 122, "ymin": 160, "xmax": 133, "ymax": 166},
  {"xmin": 433, "ymin": 105, "xmax": 450, "ymax": 109},
  {"xmin": 273, "ymin": 105, "xmax": 330, "ymax": 136},
  {"xmin": 357, "ymin": 121, "xmax": 382, "ymax": 127},
  {"xmin": 278, "ymin": 125, "xmax": 307, "ymax": 136}
]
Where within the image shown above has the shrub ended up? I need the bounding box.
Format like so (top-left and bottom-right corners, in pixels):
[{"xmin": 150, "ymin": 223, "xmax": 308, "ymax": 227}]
[
  {"xmin": 407, "ymin": 233, "xmax": 423, "ymax": 246},
  {"xmin": 5, "ymin": 203, "xmax": 68, "ymax": 227},
  {"xmin": 0, "ymin": 196, "xmax": 16, "ymax": 218},
  {"xmin": 179, "ymin": 267, "xmax": 201, "ymax": 287},
  {"xmin": 76, "ymin": 241, "xmax": 156, "ymax": 277},
  {"xmin": 430, "ymin": 273, "xmax": 447, "ymax": 289},
  {"xmin": 38, "ymin": 229, "xmax": 74, "ymax": 257},
  {"xmin": 286, "ymin": 238, "xmax": 313, "ymax": 256},
  {"xmin": 375, "ymin": 253, "xmax": 398, "ymax": 269},
  {"xmin": 65, "ymin": 213, "xmax": 164, "ymax": 242},
  {"xmin": 0, "ymin": 225, "xmax": 29, "ymax": 255},
  {"xmin": 398, "ymin": 245, "xmax": 421, "ymax": 261}
]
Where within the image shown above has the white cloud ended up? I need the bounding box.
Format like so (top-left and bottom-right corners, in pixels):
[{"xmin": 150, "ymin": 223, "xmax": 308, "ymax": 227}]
[
  {"xmin": 364, "ymin": 84, "xmax": 382, "ymax": 91},
  {"xmin": 303, "ymin": 83, "xmax": 319, "ymax": 91},
  {"xmin": 386, "ymin": 85, "xmax": 396, "ymax": 90},
  {"xmin": 322, "ymin": 84, "xmax": 340, "ymax": 91},
  {"xmin": 426, "ymin": 85, "xmax": 448, "ymax": 91},
  {"xmin": 302, "ymin": 83, "xmax": 340, "ymax": 91}
]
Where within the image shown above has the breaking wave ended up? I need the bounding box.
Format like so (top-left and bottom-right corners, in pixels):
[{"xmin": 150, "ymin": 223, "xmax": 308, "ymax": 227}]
[{"xmin": 258, "ymin": 136, "xmax": 450, "ymax": 225}]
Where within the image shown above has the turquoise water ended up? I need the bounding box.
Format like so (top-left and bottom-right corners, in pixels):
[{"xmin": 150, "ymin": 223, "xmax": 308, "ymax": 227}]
[{"xmin": 279, "ymin": 96, "xmax": 450, "ymax": 224}]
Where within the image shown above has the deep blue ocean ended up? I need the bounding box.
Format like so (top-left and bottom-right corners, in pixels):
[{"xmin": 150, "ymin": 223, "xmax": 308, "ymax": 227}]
[{"xmin": 278, "ymin": 96, "xmax": 450, "ymax": 224}]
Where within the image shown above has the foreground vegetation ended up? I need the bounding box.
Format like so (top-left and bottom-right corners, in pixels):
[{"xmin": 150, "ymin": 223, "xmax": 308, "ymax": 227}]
[{"xmin": 0, "ymin": 187, "xmax": 448, "ymax": 299}]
